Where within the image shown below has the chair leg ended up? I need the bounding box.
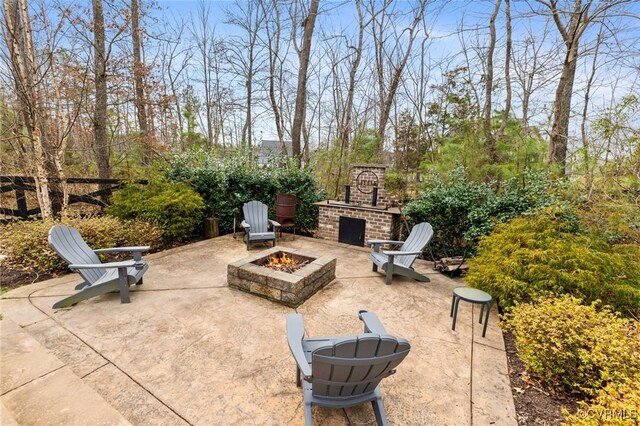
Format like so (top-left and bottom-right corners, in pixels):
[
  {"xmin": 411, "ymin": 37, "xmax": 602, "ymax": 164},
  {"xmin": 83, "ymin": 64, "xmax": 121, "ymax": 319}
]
[
  {"xmin": 450, "ymin": 295, "xmax": 457, "ymax": 318},
  {"xmin": 137, "ymin": 277, "xmax": 144, "ymax": 286},
  {"xmin": 304, "ymin": 402, "xmax": 313, "ymax": 426},
  {"xmin": 451, "ymin": 297, "xmax": 462, "ymax": 330},
  {"xmin": 482, "ymin": 302, "xmax": 491, "ymax": 337},
  {"xmin": 372, "ymin": 396, "xmax": 389, "ymax": 426},
  {"xmin": 372, "ymin": 263, "xmax": 378, "ymax": 272},
  {"xmin": 117, "ymin": 268, "xmax": 130, "ymax": 304},
  {"xmin": 296, "ymin": 366, "xmax": 301, "ymax": 387},
  {"xmin": 385, "ymin": 256, "xmax": 395, "ymax": 285}
]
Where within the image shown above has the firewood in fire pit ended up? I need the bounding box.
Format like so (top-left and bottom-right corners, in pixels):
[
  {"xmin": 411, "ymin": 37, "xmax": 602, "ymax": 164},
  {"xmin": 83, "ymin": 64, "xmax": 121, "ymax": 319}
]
[{"xmin": 263, "ymin": 252, "xmax": 309, "ymax": 273}]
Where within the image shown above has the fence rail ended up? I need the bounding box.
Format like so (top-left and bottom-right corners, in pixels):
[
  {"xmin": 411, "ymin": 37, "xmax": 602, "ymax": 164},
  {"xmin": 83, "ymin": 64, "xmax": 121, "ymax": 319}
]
[{"xmin": 0, "ymin": 176, "xmax": 148, "ymax": 218}]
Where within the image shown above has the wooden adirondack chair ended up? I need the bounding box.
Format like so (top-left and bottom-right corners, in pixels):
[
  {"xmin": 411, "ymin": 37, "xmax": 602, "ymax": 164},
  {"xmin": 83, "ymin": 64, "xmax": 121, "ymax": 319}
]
[
  {"xmin": 367, "ymin": 222, "xmax": 434, "ymax": 285},
  {"xmin": 48, "ymin": 225, "xmax": 150, "ymax": 309},
  {"xmin": 286, "ymin": 310, "xmax": 411, "ymax": 426},
  {"xmin": 241, "ymin": 200, "xmax": 281, "ymax": 249}
]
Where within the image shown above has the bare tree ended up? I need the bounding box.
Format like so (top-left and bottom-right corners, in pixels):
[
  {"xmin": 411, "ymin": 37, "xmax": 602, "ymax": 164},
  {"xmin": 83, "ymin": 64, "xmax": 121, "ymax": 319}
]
[
  {"xmin": 226, "ymin": 0, "xmax": 267, "ymax": 149},
  {"xmin": 192, "ymin": 1, "xmax": 215, "ymax": 147},
  {"xmin": 371, "ymin": 0, "xmax": 427, "ymax": 155},
  {"xmin": 483, "ymin": 0, "xmax": 501, "ymax": 161},
  {"xmin": 511, "ymin": 19, "xmax": 559, "ymax": 133},
  {"xmin": 131, "ymin": 0, "xmax": 150, "ymax": 162},
  {"xmin": 2, "ymin": 0, "xmax": 68, "ymax": 217},
  {"xmin": 92, "ymin": 0, "xmax": 110, "ymax": 193},
  {"xmin": 533, "ymin": 0, "xmax": 632, "ymax": 170},
  {"xmin": 260, "ymin": 0, "xmax": 289, "ymax": 150},
  {"xmin": 290, "ymin": 0, "xmax": 320, "ymax": 163},
  {"xmin": 497, "ymin": 0, "xmax": 512, "ymax": 140}
]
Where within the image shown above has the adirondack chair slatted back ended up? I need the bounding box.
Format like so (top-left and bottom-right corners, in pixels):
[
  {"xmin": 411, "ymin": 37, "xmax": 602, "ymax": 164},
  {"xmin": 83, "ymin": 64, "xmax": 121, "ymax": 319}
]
[
  {"xmin": 311, "ymin": 335, "xmax": 410, "ymax": 398},
  {"xmin": 48, "ymin": 225, "xmax": 105, "ymax": 283},
  {"xmin": 243, "ymin": 201, "xmax": 269, "ymax": 233},
  {"xmin": 396, "ymin": 222, "xmax": 433, "ymax": 267}
]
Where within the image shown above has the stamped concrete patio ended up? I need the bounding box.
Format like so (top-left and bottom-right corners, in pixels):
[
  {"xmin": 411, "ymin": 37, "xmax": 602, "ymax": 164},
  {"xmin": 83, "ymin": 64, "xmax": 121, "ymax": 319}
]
[{"xmin": 1, "ymin": 234, "xmax": 516, "ymax": 425}]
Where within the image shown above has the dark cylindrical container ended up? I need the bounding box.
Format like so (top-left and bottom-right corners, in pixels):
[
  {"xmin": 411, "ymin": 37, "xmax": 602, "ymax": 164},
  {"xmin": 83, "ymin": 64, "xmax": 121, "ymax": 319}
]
[
  {"xmin": 204, "ymin": 217, "xmax": 220, "ymax": 239},
  {"xmin": 345, "ymin": 185, "xmax": 351, "ymax": 203},
  {"xmin": 371, "ymin": 187, "xmax": 378, "ymax": 206}
]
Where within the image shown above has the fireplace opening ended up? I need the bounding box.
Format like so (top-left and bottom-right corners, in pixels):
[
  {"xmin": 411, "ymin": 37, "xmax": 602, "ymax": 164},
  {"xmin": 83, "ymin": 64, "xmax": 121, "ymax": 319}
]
[{"xmin": 338, "ymin": 216, "xmax": 366, "ymax": 246}]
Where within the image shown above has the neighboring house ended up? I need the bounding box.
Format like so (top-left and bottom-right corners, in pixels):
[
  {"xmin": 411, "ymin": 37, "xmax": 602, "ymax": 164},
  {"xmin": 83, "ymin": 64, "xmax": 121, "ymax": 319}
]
[{"xmin": 258, "ymin": 139, "xmax": 293, "ymax": 165}]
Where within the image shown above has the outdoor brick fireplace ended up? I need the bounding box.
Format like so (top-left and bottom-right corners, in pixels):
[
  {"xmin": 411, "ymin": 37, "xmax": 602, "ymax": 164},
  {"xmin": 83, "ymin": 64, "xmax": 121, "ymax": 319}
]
[
  {"xmin": 316, "ymin": 164, "xmax": 401, "ymax": 246},
  {"xmin": 227, "ymin": 246, "xmax": 336, "ymax": 307}
]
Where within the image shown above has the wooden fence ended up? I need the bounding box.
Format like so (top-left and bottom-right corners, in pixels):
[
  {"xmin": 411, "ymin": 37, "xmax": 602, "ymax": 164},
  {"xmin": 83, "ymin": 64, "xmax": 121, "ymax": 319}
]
[{"xmin": 0, "ymin": 176, "xmax": 147, "ymax": 218}]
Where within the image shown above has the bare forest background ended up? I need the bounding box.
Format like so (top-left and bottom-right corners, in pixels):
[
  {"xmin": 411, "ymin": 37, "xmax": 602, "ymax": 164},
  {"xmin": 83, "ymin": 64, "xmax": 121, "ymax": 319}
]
[{"xmin": 1, "ymin": 0, "xmax": 639, "ymax": 218}]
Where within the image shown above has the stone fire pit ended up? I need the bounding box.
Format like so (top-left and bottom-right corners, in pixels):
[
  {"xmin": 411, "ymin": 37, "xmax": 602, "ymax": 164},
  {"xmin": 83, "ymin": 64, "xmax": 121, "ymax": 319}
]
[{"xmin": 227, "ymin": 246, "xmax": 336, "ymax": 307}]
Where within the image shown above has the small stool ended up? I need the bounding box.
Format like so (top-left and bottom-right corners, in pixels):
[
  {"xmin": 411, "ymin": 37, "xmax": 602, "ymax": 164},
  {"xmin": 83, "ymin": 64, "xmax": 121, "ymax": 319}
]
[{"xmin": 450, "ymin": 287, "xmax": 492, "ymax": 338}]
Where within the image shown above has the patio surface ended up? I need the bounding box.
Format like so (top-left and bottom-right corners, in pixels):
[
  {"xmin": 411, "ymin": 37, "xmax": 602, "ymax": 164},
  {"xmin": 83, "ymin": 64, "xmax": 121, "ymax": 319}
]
[{"xmin": 1, "ymin": 234, "xmax": 516, "ymax": 425}]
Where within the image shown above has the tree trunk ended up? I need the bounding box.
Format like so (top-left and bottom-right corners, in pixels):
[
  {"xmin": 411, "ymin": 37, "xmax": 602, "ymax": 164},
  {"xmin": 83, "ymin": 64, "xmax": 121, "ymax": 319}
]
[
  {"xmin": 291, "ymin": 0, "xmax": 319, "ymax": 164},
  {"xmin": 93, "ymin": 0, "xmax": 110, "ymax": 196},
  {"xmin": 483, "ymin": 0, "xmax": 501, "ymax": 161},
  {"xmin": 497, "ymin": 0, "xmax": 512, "ymax": 140},
  {"xmin": 3, "ymin": 0, "xmax": 60, "ymax": 217},
  {"xmin": 549, "ymin": 41, "xmax": 579, "ymax": 169},
  {"xmin": 131, "ymin": 0, "xmax": 151, "ymax": 164}
]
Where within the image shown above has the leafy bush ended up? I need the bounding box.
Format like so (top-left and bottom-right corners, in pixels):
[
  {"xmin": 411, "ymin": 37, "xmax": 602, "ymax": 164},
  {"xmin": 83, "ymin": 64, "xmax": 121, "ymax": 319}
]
[
  {"xmin": 504, "ymin": 296, "xmax": 640, "ymax": 396},
  {"xmin": 466, "ymin": 205, "xmax": 640, "ymax": 317},
  {"xmin": 578, "ymin": 202, "xmax": 640, "ymax": 245},
  {"xmin": 563, "ymin": 378, "xmax": 640, "ymax": 425},
  {"xmin": 0, "ymin": 217, "xmax": 163, "ymax": 274},
  {"xmin": 164, "ymin": 149, "xmax": 325, "ymax": 234},
  {"xmin": 402, "ymin": 166, "xmax": 557, "ymax": 258},
  {"xmin": 107, "ymin": 181, "xmax": 204, "ymax": 240}
]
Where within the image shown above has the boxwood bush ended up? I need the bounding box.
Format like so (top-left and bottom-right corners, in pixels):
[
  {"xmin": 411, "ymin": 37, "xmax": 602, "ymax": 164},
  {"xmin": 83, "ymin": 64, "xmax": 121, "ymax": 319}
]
[
  {"xmin": 164, "ymin": 149, "xmax": 325, "ymax": 234},
  {"xmin": 107, "ymin": 181, "xmax": 204, "ymax": 240},
  {"xmin": 402, "ymin": 166, "xmax": 557, "ymax": 258},
  {"xmin": 504, "ymin": 296, "xmax": 640, "ymax": 396},
  {"xmin": 0, "ymin": 217, "xmax": 163, "ymax": 274},
  {"xmin": 466, "ymin": 205, "xmax": 640, "ymax": 317}
]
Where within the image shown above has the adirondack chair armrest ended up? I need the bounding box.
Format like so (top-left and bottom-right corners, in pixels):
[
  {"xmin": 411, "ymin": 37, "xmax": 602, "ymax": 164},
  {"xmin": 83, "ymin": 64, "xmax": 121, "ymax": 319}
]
[
  {"xmin": 93, "ymin": 246, "xmax": 150, "ymax": 254},
  {"xmin": 382, "ymin": 250, "xmax": 423, "ymax": 256},
  {"xmin": 358, "ymin": 310, "xmax": 389, "ymax": 335},
  {"xmin": 286, "ymin": 314, "xmax": 312, "ymax": 379},
  {"xmin": 367, "ymin": 240, "xmax": 404, "ymax": 253},
  {"xmin": 268, "ymin": 219, "xmax": 281, "ymax": 228},
  {"xmin": 367, "ymin": 239, "xmax": 404, "ymax": 245},
  {"xmin": 68, "ymin": 260, "xmax": 141, "ymax": 270},
  {"xmin": 240, "ymin": 220, "xmax": 250, "ymax": 231}
]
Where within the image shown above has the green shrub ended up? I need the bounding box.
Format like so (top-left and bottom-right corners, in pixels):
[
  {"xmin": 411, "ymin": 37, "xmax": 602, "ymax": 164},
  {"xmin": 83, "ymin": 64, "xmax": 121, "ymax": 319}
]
[
  {"xmin": 578, "ymin": 202, "xmax": 640, "ymax": 245},
  {"xmin": 164, "ymin": 149, "xmax": 325, "ymax": 234},
  {"xmin": 0, "ymin": 217, "xmax": 163, "ymax": 274},
  {"xmin": 466, "ymin": 205, "xmax": 640, "ymax": 317},
  {"xmin": 563, "ymin": 378, "xmax": 640, "ymax": 425},
  {"xmin": 107, "ymin": 181, "xmax": 204, "ymax": 240},
  {"xmin": 402, "ymin": 166, "xmax": 557, "ymax": 258},
  {"xmin": 504, "ymin": 296, "xmax": 640, "ymax": 396}
]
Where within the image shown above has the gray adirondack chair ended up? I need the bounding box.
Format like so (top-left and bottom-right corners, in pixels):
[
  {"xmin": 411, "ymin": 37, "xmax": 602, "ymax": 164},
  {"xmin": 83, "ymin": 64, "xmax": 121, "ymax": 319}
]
[
  {"xmin": 48, "ymin": 225, "xmax": 150, "ymax": 309},
  {"xmin": 286, "ymin": 310, "xmax": 411, "ymax": 426},
  {"xmin": 367, "ymin": 222, "xmax": 433, "ymax": 285},
  {"xmin": 241, "ymin": 200, "xmax": 280, "ymax": 249}
]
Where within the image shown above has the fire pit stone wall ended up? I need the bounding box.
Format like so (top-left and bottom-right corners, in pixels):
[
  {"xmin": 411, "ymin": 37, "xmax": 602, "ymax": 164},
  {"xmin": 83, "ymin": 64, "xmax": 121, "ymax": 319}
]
[{"xmin": 227, "ymin": 246, "xmax": 336, "ymax": 307}]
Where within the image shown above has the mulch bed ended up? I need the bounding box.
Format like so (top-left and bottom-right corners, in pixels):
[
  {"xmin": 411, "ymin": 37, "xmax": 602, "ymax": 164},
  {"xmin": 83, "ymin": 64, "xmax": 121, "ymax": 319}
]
[
  {"xmin": 1, "ymin": 268, "xmax": 57, "ymax": 291},
  {"xmin": 504, "ymin": 332, "xmax": 580, "ymax": 425}
]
